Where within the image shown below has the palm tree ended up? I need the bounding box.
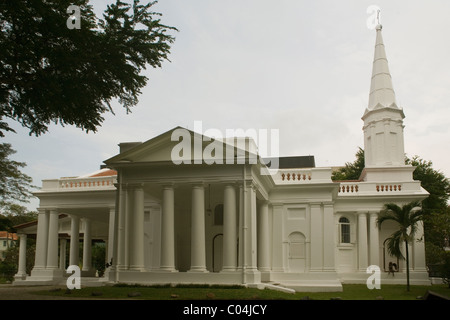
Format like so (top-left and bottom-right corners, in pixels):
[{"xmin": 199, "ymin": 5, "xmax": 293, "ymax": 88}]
[{"xmin": 377, "ymin": 201, "xmax": 423, "ymax": 291}]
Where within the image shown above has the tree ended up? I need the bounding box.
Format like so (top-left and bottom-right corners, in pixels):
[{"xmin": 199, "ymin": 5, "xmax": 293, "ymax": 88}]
[
  {"xmin": 1, "ymin": 203, "xmax": 38, "ymax": 231},
  {"xmin": 1, "ymin": 0, "xmax": 177, "ymax": 137},
  {"xmin": 406, "ymin": 156, "xmax": 450, "ymax": 214},
  {"xmin": 92, "ymin": 242, "xmax": 106, "ymax": 277},
  {"xmin": 440, "ymin": 251, "xmax": 450, "ymax": 288},
  {"xmin": 377, "ymin": 201, "xmax": 423, "ymax": 291},
  {"xmin": 0, "ymin": 204, "xmax": 38, "ymax": 281},
  {"xmin": 0, "ymin": 143, "xmax": 34, "ymax": 207},
  {"xmin": 332, "ymin": 147, "xmax": 365, "ymax": 181}
]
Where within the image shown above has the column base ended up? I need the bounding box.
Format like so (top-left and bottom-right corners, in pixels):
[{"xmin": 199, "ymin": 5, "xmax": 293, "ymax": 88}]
[
  {"xmin": 242, "ymin": 268, "xmax": 261, "ymax": 284},
  {"xmin": 25, "ymin": 267, "xmax": 65, "ymax": 284},
  {"xmin": 129, "ymin": 265, "xmax": 146, "ymax": 272},
  {"xmin": 159, "ymin": 267, "xmax": 179, "ymax": 273},
  {"xmin": 188, "ymin": 268, "xmax": 209, "ymax": 273},
  {"xmin": 14, "ymin": 273, "xmax": 27, "ymax": 281}
]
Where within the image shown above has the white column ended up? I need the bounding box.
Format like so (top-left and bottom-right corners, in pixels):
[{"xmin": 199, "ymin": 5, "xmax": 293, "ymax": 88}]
[
  {"xmin": 222, "ymin": 185, "xmax": 237, "ymax": 271},
  {"xmin": 125, "ymin": 187, "xmax": 133, "ymax": 269},
  {"xmin": 369, "ymin": 212, "xmax": 380, "ymax": 266},
  {"xmin": 237, "ymin": 184, "xmax": 244, "ymax": 270},
  {"xmin": 323, "ymin": 203, "xmax": 335, "ymax": 271},
  {"xmin": 107, "ymin": 207, "xmax": 115, "ymax": 266},
  {"xmin": 244, "ymin": 184, "xmax": 258, "ymax": 272},
  {"xmin": 14, "ymin": 234, "xmax": 27, "ymax": 279},
  {"xmin": 358, "ymin": 212, "xmax": 368, "ymax": 271},
  {"xmin": 189, "ymin": 184, "xmax": 207, "ymax": 272},
  {"xmin": 69, "ymin": 215, "xmax": 80, "ymax": 267},
  {"xmin": 131, "ymin": 186, "xmax": 145, "ymax": 270},
  {"xmin": 117, "ymin": 186, "xmax": 127, "ymax": 269},
  {"xmin": 413, "ymin": 220, "xmax": 427, "ymax": 272},
  {"xmin": 59, "ymin": 239, "xmax": 67, "ymax": 270},
  {"xmin": 160, "ymin": 185, "xmax": 176, "ymax": 271},
  {"xmin": 271, "ymin": 204, "xmax": 285, "ymax": 272},
  {"xmin": 257, "ymin": 201, "xmax": 270, "ymax": 272},
  {"xmin": 310, "ymin": 204, "xmax": 323, "ymax": 271},
  {"xmin": 82, "ymin": 218, "xmax": 92, "ymax": 272},
  {"xmin": 33, "ymin": 209, "xmax": 48, "ymax": 270},
  {"xmin": 46, "ymin": 210, "xmax": 59, "ymax": 269}
]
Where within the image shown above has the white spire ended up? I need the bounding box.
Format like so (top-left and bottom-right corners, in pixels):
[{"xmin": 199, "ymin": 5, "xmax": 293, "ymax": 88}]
[{"xmin": 366, "ymin": 24, "xmax": 401, "ymax": 112}]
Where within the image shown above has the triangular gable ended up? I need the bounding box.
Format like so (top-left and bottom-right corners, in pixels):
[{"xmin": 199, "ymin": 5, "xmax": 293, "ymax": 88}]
[{"xmin": 103, "ymin": 127, "xmax": 260, "ymax": 167}]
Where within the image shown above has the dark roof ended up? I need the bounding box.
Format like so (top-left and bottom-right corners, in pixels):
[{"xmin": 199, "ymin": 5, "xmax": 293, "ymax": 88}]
[{"xmin": 262, "ymin": 156, "xmax": 315, "ymax": 169}]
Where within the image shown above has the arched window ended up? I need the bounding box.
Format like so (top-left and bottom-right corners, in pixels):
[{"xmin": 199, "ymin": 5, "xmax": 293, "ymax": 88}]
[
  {"xmin": 288, "ymin": 232, "xmax": 306, "ymax": 259},
  {"xmin": 339, "ymin": 217, "xmax": 351, "ymax": 244}
]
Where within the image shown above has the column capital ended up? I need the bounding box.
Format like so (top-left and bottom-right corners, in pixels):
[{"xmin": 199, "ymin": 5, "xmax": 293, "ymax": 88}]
[
  {"xmin": 223, "ymin": 183, "xmax": 237, "ymax": 190},
  {"xmin": 239, "ymin": 180, "xmax": 256, "ymax": 189},
  {"xmin": 190, "ymin": 182, "xmax": 206, "ymax": 189},
  {"xmin": 126, "ymin": 182, "xmax": 145, "ymax": 189},
  {"xmin": 161, "ymin": 183, "xmax": 175, "ymax": 190}
]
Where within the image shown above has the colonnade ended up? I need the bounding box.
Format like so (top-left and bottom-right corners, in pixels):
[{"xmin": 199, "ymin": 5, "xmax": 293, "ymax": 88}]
[
  {"xmin": 115, "ymin": 182, "xmax": 270, "ymax": 275},
  {"xmin": 16, "ymin": 208, "xmax": 100, "ymax": 280}
]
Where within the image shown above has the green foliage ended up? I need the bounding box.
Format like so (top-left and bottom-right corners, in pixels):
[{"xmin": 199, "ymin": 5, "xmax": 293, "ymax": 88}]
[
  {"xmin": 1, "ymin": 203, "xmax": 38, "ymax": 231},
  {"xmin": 406, "ymin": 156, "xmax": 450, "ymax": 214},
  {"xmin": 38, "ymin": 284, "xmax": 450, "ymax": 300},
  {"xmin": 0, "ymin": 203, "xmax": 36, "ymax": 280},
  {"xmin": 0, "ymin": 0, "xmax": 177, "ymax": 136},
  {"xmin": 92, "ymin": 242, "xmax": 106, "ymax": 277},
  {"xmin": 0, "ymin": 243, "xmax": 18, "ymax": 281},
  {"xmin": 0, "ymin": 143, "xmax": 34, "ymax": 206},
  {"xmin": 441, "ymin": 251, "xmax": 450, "ymax": 288},
  {"xmin": 332, "ymin": 147, "xmax": 365, "ymax": 181},
  {"xmin": 0, "ymin": 239, "xmax": 35, "ymax": 280},
  {"xmin": 378, "ymin": 202, "xmax": 423, "ymax": 260}
]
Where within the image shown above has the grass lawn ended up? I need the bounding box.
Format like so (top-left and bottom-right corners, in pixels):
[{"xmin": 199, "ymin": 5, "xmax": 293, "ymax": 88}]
[{"xmin": 35, "ymin": 283, "xmax": 450, "ymax": 300}]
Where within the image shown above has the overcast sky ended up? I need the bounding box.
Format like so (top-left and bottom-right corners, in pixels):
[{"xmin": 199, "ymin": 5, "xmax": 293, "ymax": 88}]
[{"xmin": 4, "ymin": 0, "xmax": 450, "ymax": 211}]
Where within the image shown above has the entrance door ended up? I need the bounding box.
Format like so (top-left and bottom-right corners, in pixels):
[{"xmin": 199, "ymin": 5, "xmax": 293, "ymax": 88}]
[{"xmin": 212, "ymin": 234, "xmax": 223, "ymax": 272}]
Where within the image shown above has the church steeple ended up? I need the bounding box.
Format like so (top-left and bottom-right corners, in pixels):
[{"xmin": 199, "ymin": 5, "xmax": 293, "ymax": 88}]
[
  {"xmin": 364, "ymin": 24, "xmax": 404, "ymax": 115},
  {"xmin": 362, "ymin": 24, "xmax": 406, "ymax": 170},
  {"xmin": 368, "ymin": 25, "xmax": 398, "ymax": 111}
]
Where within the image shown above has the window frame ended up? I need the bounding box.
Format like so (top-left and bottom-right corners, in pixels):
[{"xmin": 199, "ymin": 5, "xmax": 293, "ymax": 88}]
[{"xmin": 338, "ymin": 216, "xmax": 351, "ymax": 244}]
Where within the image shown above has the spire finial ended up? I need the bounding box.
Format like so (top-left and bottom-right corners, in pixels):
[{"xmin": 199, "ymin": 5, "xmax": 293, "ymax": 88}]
[{"xmin": 375, "ymin": 9, "xmax": 382, "ymax": 30}]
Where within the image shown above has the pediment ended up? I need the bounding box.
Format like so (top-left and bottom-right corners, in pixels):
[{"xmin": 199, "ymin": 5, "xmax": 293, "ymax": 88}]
[{"xmin": 103, "ymin": 127, "xmax": 258, "ymax": 166}]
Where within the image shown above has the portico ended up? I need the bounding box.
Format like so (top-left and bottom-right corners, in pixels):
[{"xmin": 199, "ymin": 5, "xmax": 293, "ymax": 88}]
[{"xmin": 108, "ymin": 152, "xmax": 267, "ymax": 285}]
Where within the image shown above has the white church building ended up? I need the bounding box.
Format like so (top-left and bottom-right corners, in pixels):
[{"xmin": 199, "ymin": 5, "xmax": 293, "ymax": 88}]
[{"xmin": 13, "ymin": 25, "xmax": 431, "ymax": 292}]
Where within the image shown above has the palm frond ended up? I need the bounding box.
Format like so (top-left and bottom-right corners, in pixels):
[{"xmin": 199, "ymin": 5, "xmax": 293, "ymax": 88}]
[{"xmin": 385, "ymin": 229, "xmax": 405, "ymax": 260}]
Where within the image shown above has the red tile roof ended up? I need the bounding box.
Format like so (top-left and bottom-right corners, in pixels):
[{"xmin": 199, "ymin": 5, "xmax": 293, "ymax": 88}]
[
  {"xmin": 89, "ymin": 169, "xmax": 117, "ymax": 177},
  {"xmin": 0, "ymin": 232, "xmax": 18, "ymax": 240}
]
